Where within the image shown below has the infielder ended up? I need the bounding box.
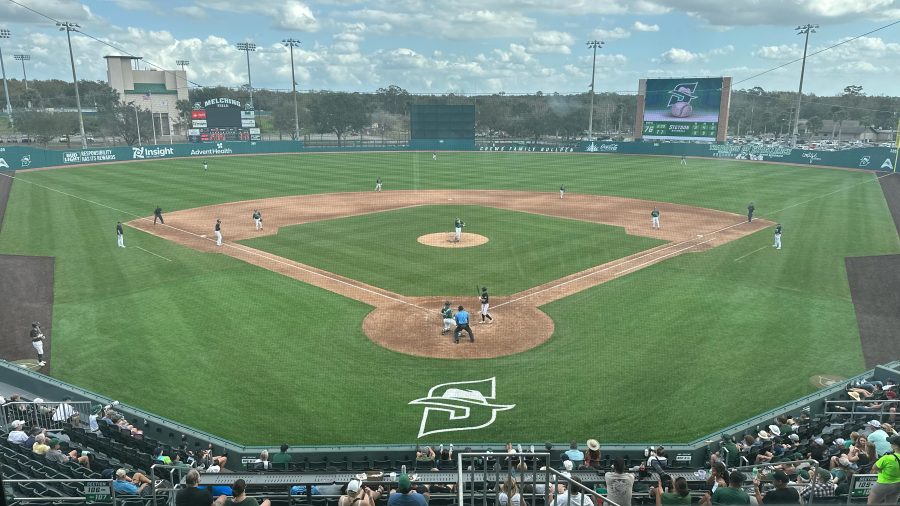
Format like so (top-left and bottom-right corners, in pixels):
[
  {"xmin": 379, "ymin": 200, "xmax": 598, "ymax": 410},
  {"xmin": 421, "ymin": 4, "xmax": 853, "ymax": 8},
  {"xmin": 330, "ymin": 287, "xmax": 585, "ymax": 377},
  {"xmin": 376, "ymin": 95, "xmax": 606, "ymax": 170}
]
[
  {"xmin": 116, "ymin": 222, "xmax": 125, "ymax": 248},
  {"xmin": 31, "ymin": 322, "xmax": 46, "ymax": 366},
  {"xmin": 454, "ymin": 305, "xmax": 474, "ymax": 343},
  {"xmin": 747, "ymin": 202, "xmax": 755, "ymax": 223},
  {"xmin": 253, "ymin": 210, "xmax": 263, "ymax": 230},
  {"xmin": 214, "ymin": 219, "xmax": 222, "ymax": 246},
  {"xmin": 203, "ymin": 160, "xmax": 208, "ymax": 172},
  {"xmin": 454, "ymin": 217, "xmax": 465, "ymax": 242},
  {"xmin": 560, "ymin": 185, "xmax": 566, "ymax": 199},
  {"xmin": 773, "ymin": 223, "xmax": 782, "ymax": 250},
  {"xmin": 441, "ymin": 301, "xmax": 454, "ymax": 335},
  {"xmin": 153, "ymin": 206, "xmax": 165, "ymax": 225},
  {"xmin": 432, "ymin": 152, "xmax": 437, "ymax": 161},
  {"xmin": 651, "ymin": 208, "xmax": 660, "ymax": 229},
  {"xmin": 375, "ymin": 177, "xmax": 382, "ymax": 192},
  {"xmin": 479, "ymin": 287, "xmax": 494, "ymax": 324}
]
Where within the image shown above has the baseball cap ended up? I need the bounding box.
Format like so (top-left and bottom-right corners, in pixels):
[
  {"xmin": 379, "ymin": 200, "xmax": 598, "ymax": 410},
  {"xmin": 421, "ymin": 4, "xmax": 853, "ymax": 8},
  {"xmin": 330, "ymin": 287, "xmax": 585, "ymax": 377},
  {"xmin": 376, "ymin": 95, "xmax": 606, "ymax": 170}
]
[
  {"xmin": 49, "ymin": 438, "xmax": 60, "ymax": 446},
  {"xmin": 563, "ymin": 460, "xmax": 574, "ymax": 471},
  {"xmin": 869, "ymin": 420, "xmax": 882, "ymax": 428},
  {"xmin": 398, "ymin": 473, "xmax": 411, "ymax": 491},
  {"xmin": 347, "ymin": 480, "xmax": 361, "ymax": 493},
  {"xmin": 789, "ymin": 434, "xmax": 800, "ymax": 442},
  {"xmin": 813, "ymin": 437, "xmax": 824, "ymax": 445},
  {"xmin": 772, "ymin": 470, "xmax": 789, "ymax": 483}
]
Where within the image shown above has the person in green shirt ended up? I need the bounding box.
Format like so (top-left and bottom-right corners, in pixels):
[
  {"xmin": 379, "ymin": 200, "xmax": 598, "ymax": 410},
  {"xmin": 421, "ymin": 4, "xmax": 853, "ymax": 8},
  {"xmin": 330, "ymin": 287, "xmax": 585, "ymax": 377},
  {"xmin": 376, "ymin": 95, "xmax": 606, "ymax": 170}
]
[
  {"xmin": 868, "ymin": 436, "xmax": 900, "ymax": 505},
  {"xmin": 271, "ymin": 444, "xmax": 292, "ymax": 469},
  {"xmin": 652, "ymin": 476, "xmax": 691, "ymax": 505},
  {"xmin": 441, "ymin": 302, "xmax": 454, "ymax": 335},
  {"xmin": 702, "ymin": 471, "xmax": 750, "ymax": 505}
]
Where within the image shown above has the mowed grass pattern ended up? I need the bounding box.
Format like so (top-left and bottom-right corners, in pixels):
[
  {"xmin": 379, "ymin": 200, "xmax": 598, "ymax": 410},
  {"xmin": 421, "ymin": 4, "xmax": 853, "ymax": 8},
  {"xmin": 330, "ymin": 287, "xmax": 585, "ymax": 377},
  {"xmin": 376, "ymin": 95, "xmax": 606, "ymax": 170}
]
[
  {"xmin": 239, "ymin": 205, "xmax": 664, "ymax": 296},
  {"xmin": 0, "ymin": 152, "xmax": 897, "ymax": 444}
]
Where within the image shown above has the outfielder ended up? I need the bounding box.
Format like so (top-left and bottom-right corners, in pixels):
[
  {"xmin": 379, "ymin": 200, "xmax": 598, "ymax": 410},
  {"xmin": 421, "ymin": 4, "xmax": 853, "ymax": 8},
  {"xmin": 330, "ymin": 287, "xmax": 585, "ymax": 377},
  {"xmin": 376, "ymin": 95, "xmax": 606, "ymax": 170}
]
[
  {"xmin": 454, "ymin": 217, "xmax": 465, "ymax": 242},
  {"xmin": 441, "ymin": 301, "xmax": 454, "ymax": 335},
  {"xmin": 479, "ymin": 287, "xmax": 494, "ymax": 324},
  {"xmin": 375, "ymin": 177, "xmax": 382, "ymax": 192},
  {"xmin": 560, "ymin": 185, "xmax": 566, "ymax": 199},
  {"xmin": 773, "ymin": 223, "xmax": 782, "ymax": 250},
  {"xmin": 31, "ymin": 322, "xmax": 46, "ymax": 367},
  {"xmin": 116, "ymin": 222, "xmax": 125, "ymax": 248},
  {"xmin": 432, "ymin": 152, "xmax": 437, "ymax": 161},
  {"xmin": 680, "ymin": 154, "xmax": 687, "ymax": 165},
  {"xmin": 651, "ymin": 208, "xmax": 660, "ymax": 229},
  {"xmin": 214, "ymin": 219, "xmax": 222, "ymax": 246},
  {"xmin": 203, "ymin": 160, "xmax": 208, "ymax": 172},
  {"xmin": 253, "ymin": 210, "xmax": 263, "ymax": 230}
]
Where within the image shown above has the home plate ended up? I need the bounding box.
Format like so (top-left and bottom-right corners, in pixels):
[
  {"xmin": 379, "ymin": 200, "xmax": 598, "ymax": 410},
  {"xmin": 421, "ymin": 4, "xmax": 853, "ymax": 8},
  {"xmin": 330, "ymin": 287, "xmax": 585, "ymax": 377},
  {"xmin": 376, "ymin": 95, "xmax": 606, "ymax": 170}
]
[
  {"xmin": 697, "ymin": 235, "xmax": 703, "ymax": 237},
  {"xmin": 448, "ymin": 198, "xmax": 453, "ymax": 201},
  {"xmin": 201, "ymin": 234, "xmax": 207, "ymax": 238}
]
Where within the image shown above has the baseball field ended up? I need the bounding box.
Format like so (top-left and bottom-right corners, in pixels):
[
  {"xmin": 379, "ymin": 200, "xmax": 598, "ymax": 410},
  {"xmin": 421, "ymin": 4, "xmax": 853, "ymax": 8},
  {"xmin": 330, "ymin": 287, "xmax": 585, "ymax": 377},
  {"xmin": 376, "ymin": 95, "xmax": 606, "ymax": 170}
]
[{"xmin": 0, "ymin": 151, "xmax": 897, "ymax": 446}]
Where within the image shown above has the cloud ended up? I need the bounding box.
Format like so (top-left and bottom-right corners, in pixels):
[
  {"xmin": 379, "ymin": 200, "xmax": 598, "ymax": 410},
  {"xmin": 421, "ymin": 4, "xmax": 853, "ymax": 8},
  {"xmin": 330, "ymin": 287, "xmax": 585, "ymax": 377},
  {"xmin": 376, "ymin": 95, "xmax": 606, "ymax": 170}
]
[
  {"xmin": 753, "ymin": 44, "xmax": 802, "ymax": 60},
  {"xmin": 651, "ymin": 0, "xmax": 900, "ymax": 26},
  {"xmin": 592, "ymin": 27, "xmax": 631, "ymax": 40},
  {"xmin": 111, "ymin": 0, "xmax": 156, "ymax": 11},
  {"xmin": 528, "ymin": 31, "xmax": 574, "ymax": 54},
  {"xmin": 632, "ymin": 21, "xmax": 660, "ymax": 32},
  {"xmin": 0, "ymin": 0, "xmax": 97, "ymax": 24},
  {"xmin": 196, "ymin": 0, "xmax": 319, "ymax": 31},
  {"xmin": 173, "ymin": 6, "xmax": 206, "ymax": 18},
  {"xmin": 656, "ymin": 47, "xmax": 701, "ymax": 63}
]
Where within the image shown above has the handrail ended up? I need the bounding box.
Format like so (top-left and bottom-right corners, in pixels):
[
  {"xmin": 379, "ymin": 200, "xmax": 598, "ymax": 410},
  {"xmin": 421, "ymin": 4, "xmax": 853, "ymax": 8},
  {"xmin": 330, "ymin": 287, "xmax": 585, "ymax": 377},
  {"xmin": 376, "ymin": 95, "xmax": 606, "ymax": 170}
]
[{"xmin": 3, "ymin": 478, "xmax": 117, "ymax": 504}]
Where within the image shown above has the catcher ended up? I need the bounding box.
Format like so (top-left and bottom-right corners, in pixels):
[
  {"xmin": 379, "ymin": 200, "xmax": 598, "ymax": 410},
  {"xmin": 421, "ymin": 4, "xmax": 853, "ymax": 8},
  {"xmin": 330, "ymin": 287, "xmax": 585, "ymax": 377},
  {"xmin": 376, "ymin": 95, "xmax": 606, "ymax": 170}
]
[
  {"xmin": 31, "ymin": 322, "xmax": 46, "ymax": 367},
  {"xmin": 454, "ymin": 217, "xmax": 465, "ymax": 243},
  {"xmin": 441, "ymin": 301, "xmax": 454, "ymax": 335}
]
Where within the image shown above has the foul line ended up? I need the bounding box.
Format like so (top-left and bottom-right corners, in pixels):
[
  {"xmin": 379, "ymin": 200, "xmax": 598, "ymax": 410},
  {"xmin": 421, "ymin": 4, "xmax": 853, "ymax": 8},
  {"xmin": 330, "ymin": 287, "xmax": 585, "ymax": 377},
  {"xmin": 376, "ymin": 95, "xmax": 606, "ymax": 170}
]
[
  {"xmin": 134, "ymin": 246, "xmax": 172, "ymax": 262},
  {"xmin": 767, "ymin": 171, "xmax": 895, "ymax": 216},
  {"xmin": 734, "ymin": 246, "xmax": 768, "ymax": 262},
  {"xmin": 0, "ymin": 172, "xmax": 429, "ymax": 313}
]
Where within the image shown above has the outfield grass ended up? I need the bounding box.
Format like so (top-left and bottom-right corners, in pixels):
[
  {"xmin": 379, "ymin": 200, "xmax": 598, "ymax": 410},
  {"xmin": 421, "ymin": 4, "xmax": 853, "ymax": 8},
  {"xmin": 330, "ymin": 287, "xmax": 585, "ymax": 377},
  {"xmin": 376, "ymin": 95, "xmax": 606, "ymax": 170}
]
[
  {"xmin": 0, "ymin": 152, "xmax": 897, "ymax": 445},
  {"xmin": 239, "ymin": 205, "xmax": 664, "ymax": 296}
]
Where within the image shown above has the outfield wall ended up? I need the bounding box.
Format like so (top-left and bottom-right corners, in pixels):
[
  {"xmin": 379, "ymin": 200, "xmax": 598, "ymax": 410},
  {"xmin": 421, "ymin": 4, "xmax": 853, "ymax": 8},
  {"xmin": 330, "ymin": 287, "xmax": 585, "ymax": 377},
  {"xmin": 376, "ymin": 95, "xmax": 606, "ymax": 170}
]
[{"xmin": 0, "ymin": 140, "xmax": 896, "ymax": 171}]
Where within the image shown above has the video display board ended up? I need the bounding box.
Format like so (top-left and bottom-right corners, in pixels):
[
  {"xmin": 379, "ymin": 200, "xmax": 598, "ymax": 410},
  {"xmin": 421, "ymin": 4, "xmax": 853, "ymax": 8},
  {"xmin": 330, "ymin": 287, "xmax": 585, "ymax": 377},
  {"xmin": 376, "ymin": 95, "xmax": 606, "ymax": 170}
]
[
  {"xmin": 189, "ymin": 98, "xmax": 258, "ymax": 142},
  {"xmin": 640, "ymin": 77, "xmax": 725, "ymax": 141}
]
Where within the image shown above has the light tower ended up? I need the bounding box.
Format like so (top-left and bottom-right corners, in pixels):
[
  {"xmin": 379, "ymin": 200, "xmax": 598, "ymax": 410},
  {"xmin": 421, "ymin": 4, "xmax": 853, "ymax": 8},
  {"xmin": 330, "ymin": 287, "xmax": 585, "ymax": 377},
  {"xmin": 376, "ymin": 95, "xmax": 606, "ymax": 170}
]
[
  {"xmin": 791, "ymin": 24, "xmax": 818, "ymax": 148},
  {"xmin": 235, "ymin": 42, "xmax": 256, "ymax": 109},
  {"xmin": 586, "ymin": 40, "xmax": 604, "ymax": 141},
  {"xmin": 0, "ymin": 29, "xmax": 13, "ymax": 127},
  {"xmin": 282, "ymin": 38, "xmax": 301, "ymax": 140},
  {"xmin": 58, "ymin": 22, "xmax": 88, "ymax": 149},
  {"xmin": 13, "ymin": 54, "xmax": 30, "ymax": 108}
]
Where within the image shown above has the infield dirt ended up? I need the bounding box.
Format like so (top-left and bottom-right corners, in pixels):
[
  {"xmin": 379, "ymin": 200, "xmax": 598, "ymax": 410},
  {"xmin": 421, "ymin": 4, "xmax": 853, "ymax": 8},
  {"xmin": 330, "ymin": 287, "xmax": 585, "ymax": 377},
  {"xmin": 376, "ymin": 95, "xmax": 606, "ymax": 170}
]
[{"xmin": 129, "ymin": 190, "xmax": 771, "ymax": 359}]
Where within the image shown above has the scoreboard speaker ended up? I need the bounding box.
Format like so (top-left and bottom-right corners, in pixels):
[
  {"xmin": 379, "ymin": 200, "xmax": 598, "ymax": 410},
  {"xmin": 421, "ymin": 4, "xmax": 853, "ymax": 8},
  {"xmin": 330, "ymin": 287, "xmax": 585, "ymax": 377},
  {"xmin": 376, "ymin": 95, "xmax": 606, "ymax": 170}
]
[{"xmin": 410, "ymin": 105, "xmax": 475, "ymax": 140}]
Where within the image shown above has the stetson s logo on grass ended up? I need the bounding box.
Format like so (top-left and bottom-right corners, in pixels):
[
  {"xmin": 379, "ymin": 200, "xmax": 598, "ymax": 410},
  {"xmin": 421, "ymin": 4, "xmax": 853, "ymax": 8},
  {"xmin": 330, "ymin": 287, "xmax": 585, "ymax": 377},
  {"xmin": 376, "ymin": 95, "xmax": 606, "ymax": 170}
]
[{"xmin": 409, "ymin": 377, "xmax": 514, "ymax": 438}]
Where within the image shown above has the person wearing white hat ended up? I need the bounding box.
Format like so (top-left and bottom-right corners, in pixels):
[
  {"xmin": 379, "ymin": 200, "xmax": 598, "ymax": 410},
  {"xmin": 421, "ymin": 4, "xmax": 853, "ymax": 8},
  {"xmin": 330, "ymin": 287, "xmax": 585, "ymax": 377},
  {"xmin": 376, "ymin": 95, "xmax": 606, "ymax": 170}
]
[
  {"xmin": 582, "ymin": 439, "xmax": 601, "ymax": 469},
  {"xmin": 6, "ymin": 420, "xmax": 28, "ymax": 445},
  {"xmin": 339, "ymin": 479, "xmax": 382, "ymax": 506},
  {"xmin": 869, "ymin": 421, "xmax": 892, "ymax": 456}
]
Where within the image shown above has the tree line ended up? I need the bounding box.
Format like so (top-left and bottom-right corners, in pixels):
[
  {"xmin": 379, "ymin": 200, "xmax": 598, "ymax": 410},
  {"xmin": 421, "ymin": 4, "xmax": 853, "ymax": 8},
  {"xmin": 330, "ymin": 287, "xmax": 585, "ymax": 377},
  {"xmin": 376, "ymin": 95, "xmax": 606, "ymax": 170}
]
[{"xmin": 2, "ymin": 78, "xmax": 897, "ymax": 146}]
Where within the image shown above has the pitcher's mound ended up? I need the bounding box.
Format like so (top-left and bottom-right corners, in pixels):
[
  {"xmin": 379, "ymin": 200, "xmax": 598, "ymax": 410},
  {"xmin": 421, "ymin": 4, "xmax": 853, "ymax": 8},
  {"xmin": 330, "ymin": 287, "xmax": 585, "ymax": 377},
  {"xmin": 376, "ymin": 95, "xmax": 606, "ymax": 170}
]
[{"xmin": 418, "ymin": 232, "xmax": 488, "ymax": 248}]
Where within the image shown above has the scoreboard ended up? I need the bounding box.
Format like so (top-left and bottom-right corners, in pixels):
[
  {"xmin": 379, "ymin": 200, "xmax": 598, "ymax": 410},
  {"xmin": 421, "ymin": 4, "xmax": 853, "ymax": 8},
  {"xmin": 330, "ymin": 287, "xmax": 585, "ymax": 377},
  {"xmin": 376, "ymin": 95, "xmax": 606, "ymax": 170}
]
[
  {"xmin": 189, "ymin": 97, "xmax": 259, "ymax": 142},
  {"xmin": 638, "ymin": 77, "xmax": 729, "ymax": 142},
  {"xmin": 642, "ymin": 120, "xmax": 719, "ymax": 138}
]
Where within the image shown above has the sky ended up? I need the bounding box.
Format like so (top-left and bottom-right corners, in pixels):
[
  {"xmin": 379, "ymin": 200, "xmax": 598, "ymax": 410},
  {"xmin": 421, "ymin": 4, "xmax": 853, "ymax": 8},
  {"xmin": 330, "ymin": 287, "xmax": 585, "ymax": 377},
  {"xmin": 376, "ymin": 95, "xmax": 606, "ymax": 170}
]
[{"xmin": 1, "ymin": 0, "xmax": 899, "ymax": 96}]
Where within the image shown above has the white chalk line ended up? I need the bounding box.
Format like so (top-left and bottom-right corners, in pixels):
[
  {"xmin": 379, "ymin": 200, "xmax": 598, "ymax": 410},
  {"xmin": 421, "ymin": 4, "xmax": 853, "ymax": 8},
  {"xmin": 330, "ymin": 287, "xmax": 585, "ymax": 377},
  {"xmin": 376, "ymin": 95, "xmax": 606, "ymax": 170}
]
[
  {"xmin": 134, "ymin": 246, "xmax": 172, "ymax": 262},
  {"xmin": 733, "ymin": 246, "xmax": 769, "ymax": 262},
  {"xmin": 767, "ymin": 171, "xmax": 896, "ymax": 216},
  {"xmin": 0, "ymin": 171, "xmax": 429, "ymax": 313}
]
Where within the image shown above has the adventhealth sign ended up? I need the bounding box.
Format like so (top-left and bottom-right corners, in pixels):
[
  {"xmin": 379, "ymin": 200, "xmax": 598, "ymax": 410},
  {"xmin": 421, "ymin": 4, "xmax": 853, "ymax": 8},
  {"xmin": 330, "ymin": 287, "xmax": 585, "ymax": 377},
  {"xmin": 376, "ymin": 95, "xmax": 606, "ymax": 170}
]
[{"xmin": 132, "ymin": 146, "xmax": 175, "ymax": 159}]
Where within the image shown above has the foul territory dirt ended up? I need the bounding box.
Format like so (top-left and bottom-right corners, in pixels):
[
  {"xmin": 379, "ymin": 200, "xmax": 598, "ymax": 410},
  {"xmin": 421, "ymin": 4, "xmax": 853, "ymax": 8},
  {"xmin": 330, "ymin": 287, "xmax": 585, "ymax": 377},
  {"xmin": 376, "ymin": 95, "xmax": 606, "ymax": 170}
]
[{"xmin": 129, "ymin": 190, "xmax": 771, "ymax": 359}]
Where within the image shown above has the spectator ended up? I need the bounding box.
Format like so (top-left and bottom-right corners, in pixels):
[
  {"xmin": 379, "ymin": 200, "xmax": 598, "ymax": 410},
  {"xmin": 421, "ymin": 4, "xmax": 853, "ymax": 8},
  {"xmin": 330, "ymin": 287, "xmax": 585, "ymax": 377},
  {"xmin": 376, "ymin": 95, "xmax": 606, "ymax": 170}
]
[
  {"xmin": 549, "ymin": 476, "xmax": 588, "ymax": 506},
  {"xmin": 415, "ymin": 445, "xmax": 436, "ymax": 470},
  {"xmin": 604, "ymin": 457, "xmax": 634, "ymax": 506},
  {"xmin": 647, "ymin": 446, "xmax": 668, "ymax": 471},
  {"xmin": 499, "ymin": 475, "xmax": 521, "ymax": 506},
  {"xmin": 254, "ymin": 450, "xmax": 271, "ymax": 471},
  {"xmin": 799, "ymin": 468, "xmax": 836, "ymax": 500},
  {"xmin": 24, "ymin": 427, "xmax": 44, "ymax": 448},
  {"xmin": 752, "ymin": 470, "xmax": 799, "ymax": 504},
  {"xmin": 176, "ymin": 469, "xmax": 213, "ymax": 506},
  {"xmin": 564, "ymin": 441, "xmax": 584, "ymax": 466},
  {"xmin": 868, "ymin": 421, "xmax": 892, "ymax": 456},
  {"xmin": 582, "ymin": 439, "xmax": 601, "ymax": 469},
  {"xmin": 113, "ymin": 468, "xmax": 151, "ymax": 495},
  {"xmin": 154, "ymin": 447, "xmax": 173, "ymax": 465},
  {"xmin": 719, "ymin": 436, "xmax": 741, "ymax": 468},
  {"xmin": 45, "ymin": 438, "xmax": 91, "ymax": 469},
  {"xmin": 808, "ymin": 437, "xmax": 827, "ymax": 464},
  {"xmin": 867, "ymin": 435, "xmax": 900, "ymax": 505},
  {"xmin": 205, "ymin": 458, "xmax": 223, "ymax": 473},
  {"xmin": 52, "ymin": 398, "xmax": 79, "ymax": 424},
  {"xmin": 652, "ymin": 476, "xmax": 691, "ymax": 505},
  {"xmin": 7, "ymin": 420, "xmax": 28, "ymax": 445},
  {"xmin": 338, "ymin": 479, "xmax": 382, "ymax": 506},
  {"xmin": 32, "ymin": 434, "xmax": 51, "ymax": 456},
  {"xmin": 707, "ymin": 462, "xmax": 729, "ymax": 493},
  {"xmin": 272, "ymin": 444, "xmax": 292, "ymax": 468},
  {"xmin": 387, "ymin": 473, "xmax": 427, "ymax": 506},
  {"xmin": 701, "ymin": 471, "xmax": 749, "ymax": 505},
  {"xmin": 214, "ymin": 478, "xmax": 270, "ymax": 506}
]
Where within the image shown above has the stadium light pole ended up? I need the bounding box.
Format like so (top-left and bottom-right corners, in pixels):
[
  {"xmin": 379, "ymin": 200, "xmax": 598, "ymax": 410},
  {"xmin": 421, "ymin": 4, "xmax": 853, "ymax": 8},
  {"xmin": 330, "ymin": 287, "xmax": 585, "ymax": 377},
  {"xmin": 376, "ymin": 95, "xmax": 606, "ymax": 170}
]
[
  {"xmin": 236, "ymin": 42, "xmax": 256, "ymax": 109},
  {"xmin": 58, "ymin": 22, "xmax": 87, "ymax": 149},
  {"xmin": 176, "ymin": 59, "xmax": 189, "ymax": 72},
  {"xmin": 791, "ymin": 24, "xmax": 818, "ymax": 148},
  {"xmin": 14, "ymin": 54, "xmax": 31, "ymax": 109},
  {"xmin": 0, "ymin": 29, "xmax": 13, "ymax": 128},
  {"xmin": 282, "ymin": 38, "xmax": 301, "ymax": 141},
  {"xmin": 586, "ymin": 40, "xmax": 604, "ymax": 141}
]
